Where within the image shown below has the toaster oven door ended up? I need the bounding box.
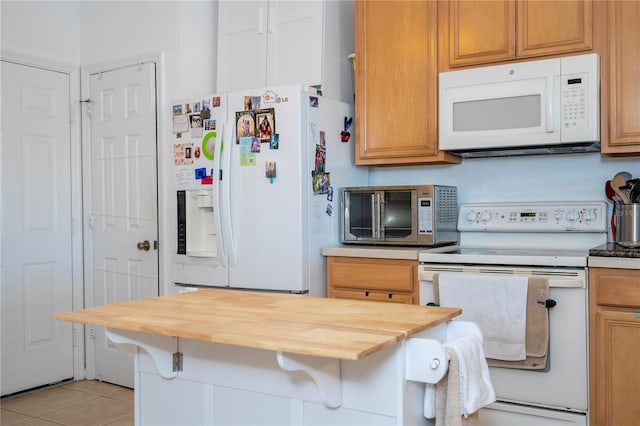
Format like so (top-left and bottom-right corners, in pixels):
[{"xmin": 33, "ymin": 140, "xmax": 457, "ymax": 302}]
[
  {"xmin": 343, "ymin": 189, "xmax": 377, "ymax": 242},
  {"xmin": 342, "ymin": 189, "xmax": 418, "ymax": 244},
  {"xmin": 381, "ymin": 190, "xmax": 418, "ymax": 242}
]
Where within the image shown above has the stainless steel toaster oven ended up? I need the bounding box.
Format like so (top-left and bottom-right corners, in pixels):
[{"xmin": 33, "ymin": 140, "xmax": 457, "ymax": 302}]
[{"xmin": 341, "ymin": 185, "xmax": 458, "ymax": 246}]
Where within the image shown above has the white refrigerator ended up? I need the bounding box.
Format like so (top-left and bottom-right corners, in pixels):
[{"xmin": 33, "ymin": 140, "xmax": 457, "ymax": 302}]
[{"xmin": 169, "ymin": 85, "xmax": 368, "ymax": 296}]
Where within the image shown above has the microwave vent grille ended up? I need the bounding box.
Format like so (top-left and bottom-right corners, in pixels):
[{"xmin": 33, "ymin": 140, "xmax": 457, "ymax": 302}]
[{"xmin": 435, "ymin": 186, "xmax": 458, "ymax": 225}]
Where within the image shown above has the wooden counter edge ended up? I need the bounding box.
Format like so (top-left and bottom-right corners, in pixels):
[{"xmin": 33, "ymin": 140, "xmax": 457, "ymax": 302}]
[{"xmin": 55, "ymin": 299, "xmax": 461, "ymax": 361}]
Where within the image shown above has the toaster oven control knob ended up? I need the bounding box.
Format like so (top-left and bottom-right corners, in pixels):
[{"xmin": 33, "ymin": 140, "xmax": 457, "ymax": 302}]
[
  {"xmin": 480, "ymin": 211, "xmax": 493, "ymax": 223},
  {"xmin": 465, "ymin": 211, "xmax": 478, "ymax": 222}
]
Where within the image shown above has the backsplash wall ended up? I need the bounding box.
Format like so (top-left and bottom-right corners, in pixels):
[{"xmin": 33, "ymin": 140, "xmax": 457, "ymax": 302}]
[{"xmin": 368, "ymin": 153, "xmax": 639, "ymax": 204}]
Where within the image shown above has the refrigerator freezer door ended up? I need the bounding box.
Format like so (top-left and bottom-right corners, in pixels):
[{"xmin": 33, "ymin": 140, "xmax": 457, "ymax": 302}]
[
  {"xmin": 222, "ymin": 85, "xmax": 368, "ymax": 294},
  {"xmin": 169, "ymin": 95, "xmax": 229, "ymax": 288}
]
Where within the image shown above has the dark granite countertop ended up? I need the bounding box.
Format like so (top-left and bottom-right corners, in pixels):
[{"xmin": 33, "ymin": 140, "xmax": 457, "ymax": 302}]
[{"xmin": 589, "ymin": 243, "xmax": 640, "ymax": 258}]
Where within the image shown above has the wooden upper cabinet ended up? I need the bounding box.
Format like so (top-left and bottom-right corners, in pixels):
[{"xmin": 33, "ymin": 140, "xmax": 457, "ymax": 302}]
[
  {"xmin": 517, "ymin": 0, "xmax": 592, "ymax": 58},
  {"xmin": 604, "ymin": 0, "xmax": 640, "ymax": 154},
  {"xmin": 442, "ymin": 0, "xmax": 593, "ymax": 70},
  {"xmin": 448, "ymin": 0, "xmax": 516, "ymax": 67},
  {"xmin": 354, "ymin": 0, "xmax": 460, "ymax": 166}
]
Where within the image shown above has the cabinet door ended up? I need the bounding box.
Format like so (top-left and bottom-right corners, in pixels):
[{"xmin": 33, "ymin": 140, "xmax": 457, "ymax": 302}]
[
  {"xmin": 447, "ymin": 0, "xmax": 516, "ymax": 67},
  {"xmin": 594, "ymin": 310, "xmax": 640, "ymax": 426},
  {"xmin": 266, "ymin": 1, "xmax": 322, "ymax": 88},
  {"xmin": 217, "ymin": 1, "xmax": 268, "ymax": 92},
  {"xmin": 517, "ymin": 0, "xmax": 592, "ymax": 58},
  {"xmin": 605, "ymin": 0, "xmax": 640, "ymax": 153},
  {"xmin": 354, "ymin": 0, "xmax": 460, "ymax": 166},
  {"xmin": 442, "ymin": 0, "xmax": 592, "ymax": 69}
]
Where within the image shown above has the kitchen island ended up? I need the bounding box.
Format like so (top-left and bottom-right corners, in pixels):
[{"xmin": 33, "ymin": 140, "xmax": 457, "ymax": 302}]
[{"xmin": 56, "ymin": 289, "xmax": 464, "ymax": 425}]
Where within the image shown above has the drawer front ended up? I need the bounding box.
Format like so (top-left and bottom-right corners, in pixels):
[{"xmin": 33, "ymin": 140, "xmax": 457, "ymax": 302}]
[
  {"xmin": 327, "ymin": 257, "xmax": 416, "ymax": 292},
  {"xmin": 591, "ymin": 267, "xmax": 640, "ymax": 308},
  {"xmin": 330, "ymin": 289, "xmax": 414, "ymax": 304}
]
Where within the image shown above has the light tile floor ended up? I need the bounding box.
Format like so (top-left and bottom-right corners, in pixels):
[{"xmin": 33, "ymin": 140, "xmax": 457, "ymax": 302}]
[{"xmin": 1, "ymin": 380, "xmax": 133, "ymax": 426}]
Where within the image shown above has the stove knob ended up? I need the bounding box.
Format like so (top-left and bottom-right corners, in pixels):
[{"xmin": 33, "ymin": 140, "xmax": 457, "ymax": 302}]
[
  {"xmin": 583, "ymin": 209, "xmax": 596, "ymax": 223},
  {"xmin": 480, "ymin": 211, "xmax": 493, "ymax": 223},
  {"xmin": 567, "ymin": 209, "xmax": 579, "ymax": 223},
  {"xmin": 465, "ymin": 210, "xmax": 478, "ymax": 222},
  {"xmin": 554, "ymin": 210, "xmax": 564, "ymax": 221}
]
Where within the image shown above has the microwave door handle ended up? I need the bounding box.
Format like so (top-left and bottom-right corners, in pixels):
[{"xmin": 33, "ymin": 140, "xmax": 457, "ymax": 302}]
[
  {"xmin": 545, "ymin": 76, "xmax": 555, "ymax": 133},
  {"xmin": 370, "ymin": 194, "xmax": 377, "ymax": 239}
]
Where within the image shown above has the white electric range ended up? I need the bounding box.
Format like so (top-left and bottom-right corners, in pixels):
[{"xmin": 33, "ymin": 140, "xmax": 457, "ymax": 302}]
[{"xmin": 419, "ymin": 201, "xmax": 608, "ymax": 426}]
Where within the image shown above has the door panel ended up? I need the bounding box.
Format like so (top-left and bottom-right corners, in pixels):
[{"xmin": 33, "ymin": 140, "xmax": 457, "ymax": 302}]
[
  {"xmin": 267, "ymin": 0, "xmax": 322, "ymax": 87},
  {"xmin": 1, "ymin": 60, "xmax": 74, "ymax": 395},
  {"xmin": 88, "ymin": 63, "xmax": 158, "ymax": 387},
  {"xmin": 217, "ymin": 1, "xmax": 267, "ymax": 92}
]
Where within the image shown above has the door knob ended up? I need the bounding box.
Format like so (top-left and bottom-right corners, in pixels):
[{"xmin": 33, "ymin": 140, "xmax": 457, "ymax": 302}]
[{"xmin": 137, "ymin": 240, "xmax": 150, "ymax": 251}]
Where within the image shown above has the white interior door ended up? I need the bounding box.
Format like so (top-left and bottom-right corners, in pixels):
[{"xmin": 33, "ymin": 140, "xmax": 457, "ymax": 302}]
[
  {"xmin": 0, "ymin": 60, "xmax": 74, "ymax": 396},
  {"xmin": 87, "ymin": 63, "xmax": 158, "ymax": 387}
]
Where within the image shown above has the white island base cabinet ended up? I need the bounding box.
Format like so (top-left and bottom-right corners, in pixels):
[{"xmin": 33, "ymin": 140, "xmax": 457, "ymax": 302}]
[{"xmin": 110, "ymin": 325, "xmax": 454, "ymax": 426}]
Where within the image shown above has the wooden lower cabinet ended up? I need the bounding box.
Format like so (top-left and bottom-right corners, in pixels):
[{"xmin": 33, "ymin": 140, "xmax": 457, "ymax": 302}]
[
  {"xmin": 326, "ymin": 256, "xmax": 418, "ymax": 304},
  {"xmin": 589, "ymin": 267, "xmax": 640, "ymax": 425}
]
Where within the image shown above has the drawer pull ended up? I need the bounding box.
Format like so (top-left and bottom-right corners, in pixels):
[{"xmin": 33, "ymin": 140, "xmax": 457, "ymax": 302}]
[
  {"xmin": 388, "ymin": 294, "xmax": 393, "ymax": 299},
  {"xmin": 365, "ymin": 291, "xmax": 369, "ymax": 297}
]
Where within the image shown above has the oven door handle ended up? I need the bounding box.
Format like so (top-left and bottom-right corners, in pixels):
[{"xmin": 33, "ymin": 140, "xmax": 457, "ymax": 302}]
[{"xmin": 539, "ymin": 299, "xmax": 557, "ymax": 308}]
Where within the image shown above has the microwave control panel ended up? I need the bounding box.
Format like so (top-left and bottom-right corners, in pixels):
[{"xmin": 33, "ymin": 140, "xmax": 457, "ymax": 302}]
[
  {"xmin": 561, "ymin": 73, "xmax": 588, "ymax": 130},
  {"xmin": 559, "ymin": 53, "xmax": 599, "ymax": 142},
  {"xmin": 418, "ymin": 198, "xmax": 433, "ymax": 233}
]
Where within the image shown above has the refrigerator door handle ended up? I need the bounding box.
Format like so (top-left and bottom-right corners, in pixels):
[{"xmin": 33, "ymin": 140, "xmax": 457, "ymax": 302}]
[
  {"xmin": 213, "ymin": 113, "xmax": 226, "ymax": 268},
  {"xmin": 220, "ymin": 114, "xmax": 237, "ymax": 266}
]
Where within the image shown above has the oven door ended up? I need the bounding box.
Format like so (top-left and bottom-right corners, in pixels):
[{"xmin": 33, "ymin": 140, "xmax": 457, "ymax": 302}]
[{"xmin": 419, "ymin": 264, "xmax": 588, "ymax": 418}]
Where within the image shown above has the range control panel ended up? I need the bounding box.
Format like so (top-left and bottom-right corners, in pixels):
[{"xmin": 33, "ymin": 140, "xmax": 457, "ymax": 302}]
[{"xmin": 458, "ymin": 201, "xmax": 607, "ymax": 232}]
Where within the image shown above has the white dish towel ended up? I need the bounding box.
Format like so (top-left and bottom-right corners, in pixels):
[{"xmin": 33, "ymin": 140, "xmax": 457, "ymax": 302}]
[
  {"xmin": 447, "ymin": 334, "xmax": 496, "ymax": 417},
  {"xmin": 424, "ymin": 334, "xmax": 496, "ymax": 421},
  {"xmin": 438, "ymin": 273, "xmax": 528, "ymax": 361}
]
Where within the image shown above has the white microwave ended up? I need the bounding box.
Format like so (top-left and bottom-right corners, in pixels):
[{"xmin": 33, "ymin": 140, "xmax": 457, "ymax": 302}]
[{"xmin": 439, "ymin": 53, "xmax": 600, "ymax": 157}]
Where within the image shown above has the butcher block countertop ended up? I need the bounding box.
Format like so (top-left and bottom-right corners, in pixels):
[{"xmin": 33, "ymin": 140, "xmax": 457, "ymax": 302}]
[{"xmin": 55, "ymin": 289, "xmax": 460, "ymax": 361}]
